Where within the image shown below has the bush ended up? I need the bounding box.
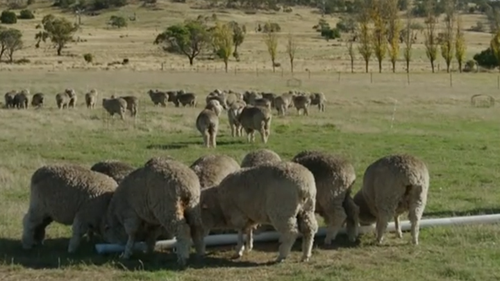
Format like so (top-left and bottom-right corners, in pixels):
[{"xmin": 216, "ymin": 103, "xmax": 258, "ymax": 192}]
[
  {"xmin": 263, "ymin": 22, "xmax": 281, "ymax": 33},
  {"xmin": 19, "ymin": 9, "xmax": 35, "ymax": 20},
  {"xmin": 0, "ymin": 11, "xmax": 18, "ymax": 24},
  {"xmin": 321, "ymin": 27, "xmax": 340, "ymax": 41},
  {"xmin": 109, "ymin": 15, "xmax": 127, "ymax": 28},
  {"xmin": 473, "ymin": 48, "xmax": 498, "ymax": 69},
  {"xmin": 336, "ymin": 17, "xmax": 356, "ymax": 33},
  {"xmin": 83, "ymin": 53, "xmax": 93, "ymax": 63}
]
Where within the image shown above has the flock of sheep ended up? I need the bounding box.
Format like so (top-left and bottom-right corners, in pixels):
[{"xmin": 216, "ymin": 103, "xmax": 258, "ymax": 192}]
[
  {"xmin": 3, "ymin": 88, "xmax": 327, "ymax": 147},
  {"xmin": 21, "ymin": 148, "xmax": 429, "ymax": 266}
]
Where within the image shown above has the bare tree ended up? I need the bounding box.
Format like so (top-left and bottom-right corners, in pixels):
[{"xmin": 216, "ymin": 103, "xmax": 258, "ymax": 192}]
[
  {"xmin": 286, "ymin": 32, "xmax": 298, "ymax": 74},
  {"xmin": 346, "ymin": 37, "xmax": 355, "ymax": 73}
]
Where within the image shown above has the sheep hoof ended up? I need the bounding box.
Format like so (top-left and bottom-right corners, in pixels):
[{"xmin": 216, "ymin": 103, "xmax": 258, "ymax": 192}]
[
  {"xmin": 300, "ymin": 256, "xmax": 310, "ymax": 262},
  {"xmin": 231, "ymin": 253, "xmax": 242, "ymax": 260},
  {"xmin": 274, "ymin": 257, "xmax": 286, "ymax": 263},
  {"xmin": 396, "ymin": 231, "xmax": 403, "ymax": 239}
]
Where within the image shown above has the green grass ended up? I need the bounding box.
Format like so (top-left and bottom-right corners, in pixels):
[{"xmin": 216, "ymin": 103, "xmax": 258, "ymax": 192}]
[{"xmin": 1, "ymin": 69, "xmax": 500, "ymax": 280}]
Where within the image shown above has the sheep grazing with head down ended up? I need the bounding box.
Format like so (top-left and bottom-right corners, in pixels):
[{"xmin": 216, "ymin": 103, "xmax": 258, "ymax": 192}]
[
  {"xmin": 31, "ymin": 93, "xmax": 45, "ymax": 108},
  {"xmin": 353, "ymin": 154, "xmax": 429, "ymax": 245},
  {"xmin": 102, "ymin": 97, "xmax": 127, "ymax": 120},
  {"xmin": 292, "ymin": 150, "xmax": 359, "ymax": 244},
  {"xmin": 241, "ymin": 148, "xmax": 282, "ymax": 168},
  {"xmin": 101, "ymin": 157, "xmax": 205, "ymax": 267},
  {"xmin": 90, "ymin": 160, "xmax": 136, "ymax": 184},
  {"xmin": 21, "ymin": 164, "xmax": 118, "ymax": 253},
  {"xmin": 196, "ymin": 100, "xmax": 223, "ymax": 148},
  {"xmin": 190, "ymin": 154, "xmax": 240, "ymax": 188},
  {"xmin": 200, "ymin": 161, "xmax": 318, "ymax": 262}
]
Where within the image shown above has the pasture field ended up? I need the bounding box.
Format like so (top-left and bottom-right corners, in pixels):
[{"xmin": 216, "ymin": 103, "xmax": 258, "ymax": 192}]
[{"xmin": 1, "ymin": 69, "xmax": 500, "ymax": 281}]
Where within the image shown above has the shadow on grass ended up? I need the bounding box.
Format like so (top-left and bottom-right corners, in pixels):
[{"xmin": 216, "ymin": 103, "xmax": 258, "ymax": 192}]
[
  {"xmin": 0, "ymin": 237, "xmax": 269, "ymax": 271},
  {"xmin": 423, "ymin": 208, "xmax": 500, "ymax": 218},
  {"xmin": 147, "ymin": 140, "xmax": 243, "ymax": 150}
]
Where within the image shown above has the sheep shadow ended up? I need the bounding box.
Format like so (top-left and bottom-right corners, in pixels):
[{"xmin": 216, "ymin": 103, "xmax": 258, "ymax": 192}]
[
  {"xmin": 147, "ymin": 140, "xmax": 243, "ymax": 150},
  {"xmin": 0, "ymin": 237, "xmax": 265, "ymax": 271}
]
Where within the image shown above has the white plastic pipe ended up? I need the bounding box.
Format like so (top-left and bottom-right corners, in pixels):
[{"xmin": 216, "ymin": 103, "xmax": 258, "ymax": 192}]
[{"xmin": 95, "ymin": 214, "xmax": 500, "ymax": 254}]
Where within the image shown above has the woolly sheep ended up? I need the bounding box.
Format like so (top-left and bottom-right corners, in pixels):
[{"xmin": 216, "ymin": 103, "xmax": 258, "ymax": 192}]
[
  {"xmin": 13, "ymin": 90, "xmax": 30, "ymax": 109},
  {"xmin": 56, "ymin": 92, "xmax": 71, "ymax": 109},
  {"xmin": 4, "ymin": 91, "xmax": 15, "ymax": 108},
  {"xmin": 196, "ymin": 100, "xmax": 223, "ymax": 148},
  {"xmin": 31, "ymin": 93, "xmax": 44, "ymax": 108},
  {"xmin": 90, "ymin": 160, "xmax": 136, "ymax": 184},
  {"xmin": 261, "ymin": 92, "xmax": 277, "ymax": 108},
  {"xmin": 148, "ymin": 89, "xmax": 168, "ymax": 107},
  {"xmin": 206, "ymin": 92, "xmax": 228, "ymax": 109},
  {"xmin": 175, "ymin": 92, "xmax": 197, "ymax": 107},
  {"xmin": 190, "ymin": 154, "xmax": 240, "ymax": 188},
  {"xmin": 241, "ymin": 148, "xmax": 282, "ymax": 168},
  {"xmin": 309, "ymin": 92, "xmax": 326, "ymax": 112},
  {"xmin": 238, "ymin": 105, "xmax": 272, "ymax": 143},
  {"xmin": 21, "ymin": 164, "xmax": 118, "ymax": 253},
  {"xmin": 243, "ymin": 91, "xmax": 261, "ymax": 105},
  {"xmin": 227, "ymin": 100, "xmax": 246, "ymax": 137},
  {"xmin": 292, "ymin": 150, "xmax": 359, "ymax": 244},
  {"xmin": 65, "ymin": 88, "xmax": 77, "ymax": 108},
  {"xmin": 200, "ymin": 161, "xmax": 318, "ymax": 262},
  {"xmin": 353, "ymin": 154, "xmax": 429, "ymax": 245},
  {"xmin": 101, "ymin": 157, "xmax": 205, "ymax": 266},
  {"xmin": 102, "ymin": 97, "xmax": 127, "ymax": 120},
  {"xmin": 292, "ymin": 95, "xmax": 310, "ymax": 116},
  {"xmin": 274, "ymin": 95, "xmax": 290, "ymax": 116},
  {"xmin": 85, "ymin": 89, "xmax": 98, "ymax": 109},
  {"xmin": 113, "ymin": 95, "xmax": 138, "ymax": 117}
]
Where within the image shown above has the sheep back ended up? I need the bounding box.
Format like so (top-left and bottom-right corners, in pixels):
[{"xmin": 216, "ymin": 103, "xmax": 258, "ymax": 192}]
[
  {"xmin": 241, "ymin": 149, "xmax": 281, "ymax": 168},
  {"xmin": 90, "ymin": 160, "xmax": 136, "ymax": 184}
]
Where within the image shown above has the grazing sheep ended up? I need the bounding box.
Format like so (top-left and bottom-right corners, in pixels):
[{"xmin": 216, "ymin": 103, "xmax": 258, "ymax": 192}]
[
  {"xmin": 85, "ymin": 89, "xmax": 98, "ymax": 109},
  {"xmin": 261, "ymin": 92, "xmax": 277, "ymax": 108},
  {"xmin": 90, "ymin": 160, "xmax": 136, "ymax": 184},
  {"xmin": 65, "ymin": 88, "xmax": 77, "ymax": 108},
  {"xmin": 293, "ymin": 94, "xmax": 310, "ymax": 116},
  {"xmin": 292, "ymin": 150, "xmax": 359, "ymax": 244},
  {"xmin": 274, "ymin": 95, "xmax": 290, "ymax": 116},
  {"xmin": 243, "ymin": 91, "xmax": 261, "ymax": 105},
  {"xmin": 200, "ymin": 161, "xmax": 318, "ymax": 262},
  {"xmin": 241, "ymin": 148, "xmax": 282, "ymax": 168},
  {"xmin": 353, "ymin": 154, "xmax": 429, "ymax": 245},
  {"xmin": 310, "ymin": 93, "xmax": 326, "ymax": 112},
  {"xmin": 30, "ymin": 93, "xmax": 44, "ymax": 108},
  {"xmin": 206, "ymin": 92, "xmax": 228, "ymax": 109},
  {"xmin": 227, "ymin": 101, "xmax": 246, "ymax": 137},
  {"xmin": 238, "ymin": 106, "xmax": 272, "ymax": 143},
  {"xmin": 102, "ymin": 97, "xmax": 127, "ymax": 120},
  {"xmin": 56, "ymin": 92, "xmax": 71, "ymax": 109},
  {"xmin": 253, "ymin": 98, "xmax": 272, "ymax": 109},
  {"xmin": 21, "ymin": 164, "xmax": 118, "ymax": 253},
  {"xmin": 114, "ymin": 95, "xmax": 138, "ymax": 117},
  {"xmin": 13, "ymin": 89, "xmax": 30, "ymax": 109},
  {"xmin": 4, "ymin": 91, "xmax": 16, "ymax": 108},
  {"xmin": 190, "ymin": 154, "xmax": 240, "ymax": 188},
  {"xmin": 196, "ymin": 100, "xmax": 223, "ymax": 148},
  {"xmin": 148, "ymin": 89, "xmax": 168, "ymax": 107},
  {"xmin": 177, "ymin": 92, "xmax": 197, "ymax": 107},
  {"xmin": 101, "ymin": 157, "xmax": 205, "ymax": 266}
]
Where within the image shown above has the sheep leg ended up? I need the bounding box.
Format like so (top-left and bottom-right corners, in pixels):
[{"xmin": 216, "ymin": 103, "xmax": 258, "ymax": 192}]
[
  {"xmin": 408, "ymin": 186, "xmax": 427, "ymax": 246},
  {"xmin": 144, "ymin": 226, "xmax": 162, "ymax": 254},
  {"xmin": 274, "ymin": 217, "xmax": 299, "ymax": 263},
  {"xmin": 260, "ymin": 129, "xmax": 267, "ymax": 144},
  {"xmin": 304, "ymin": 107, "xmax": 309, "ymax": 116},
  {"xmin": 120, "ymin": 218, "xmax": 140, "ymax": 259},
  {"xmin": 230, "ymin": 124, "xmax": 236, "ymax": 137},
  {"xmin": 185, "ymin": 206, "xmax": 206, "ymax": 257},
  {"xmin": 298, "ymin": 210, "xmax": 318, "ymax": 262},
  {"xmin": 68, "ymin": 215, "xmax": 89, "ymax": 253},
  {"xmin": 232, "ymin": 229, "xmax": 246, "ymax": 259},
  {"xmin": 22, "ymin": 211, "xmax": 51, "ymax": 249},
  {"xmin": 375, "ymin": 214, "xmax": 390, "ymax": 245},
  {"xmin": 210, "ymin": 131, "xmax": 217, "ymax": 148},
  {"xmin": 323, "ymin": 206, "xmax": 347, "ymax": 245},
  {"xmin": 245, "ymin": 226, "xmax": 254, "ymax": 252},
  {"xmin": 202, "ymin": 132, "xmax": 209, "ymax": 148},
  {"xmin": 394, "ymin": 215, "xmax": 403, "ymax": 238},
  {"xmin": 173, "ymin": 220, "xmax": 191, "ymax": 267}
]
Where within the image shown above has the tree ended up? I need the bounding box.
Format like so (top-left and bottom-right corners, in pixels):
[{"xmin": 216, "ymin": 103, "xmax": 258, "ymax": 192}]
[
  {"xmin": 346, "ymin": 37, "xmax": 355, "ymax": 73},
  {"xmin": 423, "ymin": 0, "xmax": 439, "ymax": 73},
  {"xmin": 108, "ymin": 15, "xmax": 127, "ymax": 28},
  {"xmin": 357, "ymin": 4, "xmax": 373, "ymax": 73},
  {"xmin": 154, "ymin": 19, "xmax": 210, "ymax": 66},
  {"xmin": 35, "ymin": 14, "xmax": 78, "ymax": 56},
  {"xmin": 386, "ymin": 0, "xmax": 401, "ymax": 73},
  {"xmin": 0, "ymin": 28, "xmax": 23, "ymax": 63},
  {"xmin": 263, "ymin": 29, "xmax": 278, "ymax": 72},
  {"xmin": 0, "ymin": 10, "xmax": 17, "ymax": 24},
  {"xmin": 228, "ymin": 21, "xmax": 245, "ymax": 60},
  {"xmin": 403, "ymin": 3, "xmax": 416, "ymax": 73},
  {"xmin": 371, "ymin": 0, "xmax": 387, "ymax": 73},
  {"xmin": 212, "ymin": 22, "xmax": 233, "ymax": 73},
  {"xmin": 455, "ymin": 15, "xmax": 466, "ymax": 73},
  {"xmin": 286, "ymin": 32, "xmax": 298, "ymax": 73},
  {"xmin": 440, "ymin": 0, "xmax": 455, "ymax": 73},
  {"xmin": 490, "ymin": 31, "xmax": 500, "ymax": 72}
]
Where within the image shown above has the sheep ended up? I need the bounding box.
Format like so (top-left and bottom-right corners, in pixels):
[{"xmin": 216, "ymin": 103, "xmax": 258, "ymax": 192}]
[
  {"xmin": 4, "ymin": 91, "xmax": 15, "ymax": 108},
  {"xmin": 65, "ymin": 88, "xmax": 77, "ymax": 108},
  {"xmin": 261, "ymin": 92, "xmax": 277, "ymax": 108},
  {"xmin": 175, "ymin": 92, "xmax": 197, "ymax": 107},
  {"xmin": 102, "ymin": 97, "xmax": 127, "ymax": 120},
  {"xmin": 56, "ymin": 92, "xmax": 71, "ymax": 109},
  {"xmin": 293, "ymin": 94, "xmax": 311, "ymax": 116},
  {"xmin": 101, "ymin": 157, "xmax": 205, "ymax": 266},
  {"xmin": 200, "ymin": 161, "xmax": 318, "ymax": 262},
  {"xmin": 227, "ymin": 100, "xmax": 246, "ymax": 137},
  {"xmin": 21, "ymin": 164, "xmax": 118, "ymax": 253},
  {"xmin": 90, "ymin": 160, "xmax": 136, "ymax": 184},
  {"xmin": 13, "ymin": 89, "xmax": 30, "ymax": 109},
  {"xmin": 310, "ymin": 92, "xmax": 326, "ymax": 112},
  {"xmin": 29, "ymin": 93, "xmax": 43, "ymax": 108},
  {"xmin": 292, "ymin": 150, "xmax": 359, "ymax": 244},
  {"xmin": 196, "ymin": 100, "xmax": 223, "ymax": 148},
  {"xmin": 190, "ymin": 154, "xmax": 240, "ymax": 188},
  {"xmin": 243, "ymin": 91, "xmax": 261, "ymax": 105},
  {"xmin": 274, "ymin": 95, "xmax": 290, "ymax": 116},
  {"xmin": 253, "ymin": 98, "xmax": 272, "ymax": 109},
  {"xmin": 113, "ymin": 95, "xmax": 138, "ymax": 117},
  {"xmin": 206, "ymin": 92, "xmax": 228, "ymax": 109},
  {"xmin": 148, "ymin": 89, "xmax": 168, "ymax": 107},
  {"xmin": 353, "ymin": 154, "xmax": 429, "ymax": 245},
  {"xmin": 85, "ymin": 89, "xmax": 98, "ymax": 109},
  {"xmin": 238, "ymin": 105, "xmax": 272, "ymax": 143},
  {"xmin": 241, "ymin": 148, "xmax": 282, "ymax": 168}
]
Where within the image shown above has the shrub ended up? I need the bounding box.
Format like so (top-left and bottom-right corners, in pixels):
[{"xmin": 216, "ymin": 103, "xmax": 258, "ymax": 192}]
[
  {"xmin": 473, "ymin": 48, "xmax": 498, "ymax": 69},
  {"xmin": 263, "ymin": 22, "xmax": 281, "ymax": 33},
  {"xmin": 0, "ymin": 11, "xmax": 18, "ymax": 24},
  {"xmin": 336, "ymin": 17, "xmax": 356, "ymax": 33},
  {"xmin": 109, "ymin": 15, "xmax": 127, "ymax": 28},
  {"xmin": 19, "ymin": 9, "xmax": 35, "ymax": 20},
  {"xmin": 321, "ymin": 27, "xmax": 340, "ymax": 41},
  {"xmin": 83, "ymin": 53, "xmax": 93, "ymax": 63}
]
